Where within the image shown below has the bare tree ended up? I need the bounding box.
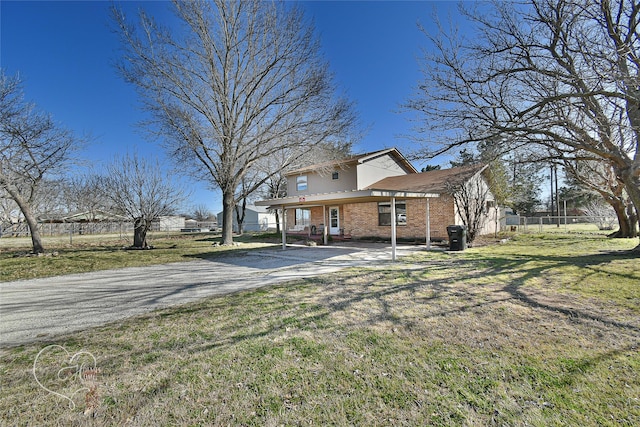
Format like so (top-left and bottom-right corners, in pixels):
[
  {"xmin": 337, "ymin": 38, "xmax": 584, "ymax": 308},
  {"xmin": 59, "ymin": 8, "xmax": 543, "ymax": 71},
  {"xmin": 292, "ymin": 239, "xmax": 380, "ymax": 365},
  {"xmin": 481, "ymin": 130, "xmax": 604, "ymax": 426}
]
[
  {"xmin": 30, "ymin": 178, "xmax": 69, "ymax": 221},
  {"xmin": 0, "ymin": 191, "xmax": 20, "ymax": 236},
  {"xmin": 563, "ymin": 158, "xmax": 637, "ymax": 237},
  {"xmin": 0, "ymin": 71, "xmax": 80, "ymax": 253},
  {"xmin": 447, "ymin": 166, "xmax": 492, "ymax": 244},
  {"xmin": 192, "ymin": 204, "xmax": 212, "ymax": 222},
  {"xmin": 406, "ymin": 0, "xmax": 640, "ymax": 251},
  {"xmin": 259, "ymin": 162, "xmax": 288, "ymax": 234},
  {"xmin": 62, "ymin": 172, "xmax": 109, "ymax": 221},
  {"xmin": 103, "ymin": 153, "xmax": 186, "ymax": 249},
  {"xmin": 583, "ymin": 200, "xmax": 618, "ymax": 231},
  {"xmin": 113, "ymin": 0, "xmax": 357, "ymax": 245}
]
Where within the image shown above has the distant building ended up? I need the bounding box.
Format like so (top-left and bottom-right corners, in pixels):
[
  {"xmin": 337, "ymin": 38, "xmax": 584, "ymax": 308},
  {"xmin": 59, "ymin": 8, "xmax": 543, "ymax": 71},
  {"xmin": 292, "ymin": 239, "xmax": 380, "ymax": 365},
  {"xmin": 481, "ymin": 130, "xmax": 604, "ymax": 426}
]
[
  {"xmin": 157, "ymin": 216, "xmax": 186, "ymax": 232},
  {"xmin": 217, "ymin": 205, "xmax": 276, "ymax": 233}
]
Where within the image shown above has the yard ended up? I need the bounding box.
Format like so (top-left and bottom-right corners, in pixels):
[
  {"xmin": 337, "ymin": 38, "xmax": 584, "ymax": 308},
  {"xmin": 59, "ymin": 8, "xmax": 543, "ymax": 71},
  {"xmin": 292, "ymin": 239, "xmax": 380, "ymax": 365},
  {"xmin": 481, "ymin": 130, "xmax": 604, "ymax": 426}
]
[
  {"xmin": 0, "ymin": 232, "xmax": 273, "ymax": 282},
  {"xmin": 0, "ymin": 232, "xmax": 638, "ymax": 426}
]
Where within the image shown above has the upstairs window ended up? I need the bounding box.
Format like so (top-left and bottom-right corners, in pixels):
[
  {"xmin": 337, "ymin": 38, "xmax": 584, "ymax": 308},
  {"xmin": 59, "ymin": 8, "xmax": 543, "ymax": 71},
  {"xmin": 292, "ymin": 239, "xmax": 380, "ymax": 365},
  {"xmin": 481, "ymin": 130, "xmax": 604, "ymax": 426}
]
[
  {"xmin": 332, "ymin": 171, "xmax": 339, "ymax": 180},
  {"xmin": 296, "ymin": 175, "xmax": 307, "ymax": 191}
]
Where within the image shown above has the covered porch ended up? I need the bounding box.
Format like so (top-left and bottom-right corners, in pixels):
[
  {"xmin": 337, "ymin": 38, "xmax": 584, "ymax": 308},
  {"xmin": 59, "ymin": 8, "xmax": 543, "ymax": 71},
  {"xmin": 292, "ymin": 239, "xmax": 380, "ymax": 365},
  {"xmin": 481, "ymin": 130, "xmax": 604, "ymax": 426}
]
[{"xmin": 256, "ymin": 189, "xmax": 439, "ymax": 261}]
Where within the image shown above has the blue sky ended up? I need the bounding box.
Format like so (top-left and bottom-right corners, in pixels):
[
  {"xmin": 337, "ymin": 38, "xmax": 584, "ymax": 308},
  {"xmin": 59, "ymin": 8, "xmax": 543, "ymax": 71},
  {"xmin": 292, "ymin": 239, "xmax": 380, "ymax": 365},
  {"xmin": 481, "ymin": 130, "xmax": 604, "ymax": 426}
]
[{"xmin": 1, "ymin": 1, "xmax": 458, "ymax": 213}]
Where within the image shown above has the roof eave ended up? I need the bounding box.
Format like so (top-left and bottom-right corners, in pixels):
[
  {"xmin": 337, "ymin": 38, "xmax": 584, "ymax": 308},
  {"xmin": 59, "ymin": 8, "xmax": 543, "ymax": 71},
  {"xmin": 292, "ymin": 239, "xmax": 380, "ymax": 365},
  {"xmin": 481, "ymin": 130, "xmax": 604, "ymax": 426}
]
[{"xmin": 256, "ymin": 189, "xmax": 439, "ymax": 209}]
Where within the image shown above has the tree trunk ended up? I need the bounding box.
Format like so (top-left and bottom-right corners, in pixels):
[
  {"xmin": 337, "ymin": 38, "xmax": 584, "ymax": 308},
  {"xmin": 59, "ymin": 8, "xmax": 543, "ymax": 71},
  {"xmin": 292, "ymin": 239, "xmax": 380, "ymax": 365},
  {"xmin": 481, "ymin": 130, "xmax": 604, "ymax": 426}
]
[
  {"xmin": 609, "ymin": 197, "xmax": 632, "ymax": 238},
  {"xmin": 619, "ymin": 168, "xmax": 640, "ymax": 251},
  {"xmin": 133, "ymin": 217, "xmax": 150, "ymax": 248},
  {"xmin": 627, "ymin": 203, "xmax": 638, "ymax": 238},
  {"xmin": 274, "ymin": 209, "xmax": 280, "ymax": 234},
  {"xmin": 25, "ymin": 210, "xmax": 44, "ymax": 254},
  {"xmin": 235, "ymin": 198, "xmax": 247, "ymax": 236},
  {"xmin": 4, "ymin": 186, "xmax": 45, "ymax": 253},
  {"xmin": 221, "ymin": 189, "xmax": 235, "ymax": 245}
]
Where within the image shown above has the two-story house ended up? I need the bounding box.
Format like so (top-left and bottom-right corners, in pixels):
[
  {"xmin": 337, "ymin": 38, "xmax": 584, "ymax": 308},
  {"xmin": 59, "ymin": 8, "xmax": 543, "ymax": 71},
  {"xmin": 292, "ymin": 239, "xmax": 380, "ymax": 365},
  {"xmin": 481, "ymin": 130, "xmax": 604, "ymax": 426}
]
[{"xmin": 256, "ymin": 148, "xmax": 497, "ymax": 249}]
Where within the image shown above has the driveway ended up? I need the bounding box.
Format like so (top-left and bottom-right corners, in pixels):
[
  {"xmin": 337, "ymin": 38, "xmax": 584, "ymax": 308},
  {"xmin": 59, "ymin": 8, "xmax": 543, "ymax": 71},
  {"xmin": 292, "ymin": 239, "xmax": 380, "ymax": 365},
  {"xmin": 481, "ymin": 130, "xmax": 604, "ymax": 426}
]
[{"xmin": 0, "ymin": 243, "xmax": 423, "ymax": 348}]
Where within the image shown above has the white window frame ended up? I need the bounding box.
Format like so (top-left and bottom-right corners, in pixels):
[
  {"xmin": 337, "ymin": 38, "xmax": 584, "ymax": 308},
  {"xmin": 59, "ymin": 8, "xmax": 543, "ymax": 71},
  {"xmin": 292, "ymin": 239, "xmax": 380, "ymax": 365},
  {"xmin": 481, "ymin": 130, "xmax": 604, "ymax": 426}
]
[
  {"xmin": 296, "ymin": 175, "xmax": 308, "ymax": 192},
  {"xmin": 378, "ymin": 200, "xmax": 407, "ymax": 226}
]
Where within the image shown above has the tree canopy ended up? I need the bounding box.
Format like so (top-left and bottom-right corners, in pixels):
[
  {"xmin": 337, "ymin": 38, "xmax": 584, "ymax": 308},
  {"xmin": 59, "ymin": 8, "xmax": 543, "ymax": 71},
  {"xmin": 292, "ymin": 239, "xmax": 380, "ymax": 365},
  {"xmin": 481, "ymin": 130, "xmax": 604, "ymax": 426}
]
[
  {"xmin": 407, "ymin": 0, "xmax": 640, "ymax": 250},
  {"xmin": 113, "ymin": 0, "xmax": 357, "ymax": 245},
  {"xmin": 0, "ymin": 71, "xmax": 81, "ymax": 253}
]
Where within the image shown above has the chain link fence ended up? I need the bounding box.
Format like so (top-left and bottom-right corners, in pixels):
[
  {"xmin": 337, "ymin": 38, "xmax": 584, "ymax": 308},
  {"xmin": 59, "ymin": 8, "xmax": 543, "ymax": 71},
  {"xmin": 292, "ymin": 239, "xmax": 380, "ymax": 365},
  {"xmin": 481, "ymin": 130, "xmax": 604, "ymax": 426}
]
[
  {"xmin": 502, "ymin": 215, "xmax": 618, "ymax": 233},
  {"xmin": 0, "ymin": 220, "xmax": 224, "ymax": 239},
  {"xmin": 1, "ymin": 215, "xmax": 621, "ymax": 240},
  {"xmin": 0, "ymin": 221, "xmax": 134, "ymax": 238}
]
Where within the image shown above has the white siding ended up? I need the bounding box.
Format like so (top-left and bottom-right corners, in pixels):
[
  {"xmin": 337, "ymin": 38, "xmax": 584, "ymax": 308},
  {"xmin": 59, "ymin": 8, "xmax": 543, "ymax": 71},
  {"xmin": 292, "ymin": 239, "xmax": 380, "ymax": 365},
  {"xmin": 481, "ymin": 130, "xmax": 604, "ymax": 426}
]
[
  {"xmin": 159, "ymin": 216, "xmax": 186, "ymax": 231},
  {"xmin": 287, "ymin": 166, "xmax": 358, "ymax": 196},
  {"xmin": 356, "ymin": 154, "xmax": 410, "ymax": 189}
]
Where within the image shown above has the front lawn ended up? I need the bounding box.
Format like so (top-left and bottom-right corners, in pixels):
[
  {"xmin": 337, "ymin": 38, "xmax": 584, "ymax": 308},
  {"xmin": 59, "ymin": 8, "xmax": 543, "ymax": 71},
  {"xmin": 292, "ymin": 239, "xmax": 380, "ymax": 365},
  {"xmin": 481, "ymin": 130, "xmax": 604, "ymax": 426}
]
[
  {"xmin": 1, "ymin": 233, "xmax": 638, "ymax": 426},
  {"xmin": 0, "ymin": 232, "xmax": 274, "ymax": 282}
]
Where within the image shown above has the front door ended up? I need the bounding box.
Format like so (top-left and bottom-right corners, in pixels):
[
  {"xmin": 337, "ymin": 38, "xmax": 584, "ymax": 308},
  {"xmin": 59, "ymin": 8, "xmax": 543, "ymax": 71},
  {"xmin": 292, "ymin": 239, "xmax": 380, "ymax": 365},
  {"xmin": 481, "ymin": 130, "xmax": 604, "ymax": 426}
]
[{"xmin": 329, "ymin": 207, "xmax": 340, "ymax": 235}]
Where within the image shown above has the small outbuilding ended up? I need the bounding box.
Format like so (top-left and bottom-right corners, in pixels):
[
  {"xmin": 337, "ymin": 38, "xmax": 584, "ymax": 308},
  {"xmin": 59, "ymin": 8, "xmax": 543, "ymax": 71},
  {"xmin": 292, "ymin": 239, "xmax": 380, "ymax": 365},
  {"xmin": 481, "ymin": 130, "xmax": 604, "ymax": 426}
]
[{"xmin": 217, "ymin": 205, "xmax": 276, "ymax": 233}]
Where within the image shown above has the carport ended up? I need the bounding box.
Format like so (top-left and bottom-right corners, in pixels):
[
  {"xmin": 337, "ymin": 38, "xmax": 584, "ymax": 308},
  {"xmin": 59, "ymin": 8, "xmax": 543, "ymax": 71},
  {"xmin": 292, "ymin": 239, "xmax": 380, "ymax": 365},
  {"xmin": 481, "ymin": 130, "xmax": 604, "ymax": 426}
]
[{"xmin": 256, "ymin": 189, "xmax": 439, "ymax": 261}]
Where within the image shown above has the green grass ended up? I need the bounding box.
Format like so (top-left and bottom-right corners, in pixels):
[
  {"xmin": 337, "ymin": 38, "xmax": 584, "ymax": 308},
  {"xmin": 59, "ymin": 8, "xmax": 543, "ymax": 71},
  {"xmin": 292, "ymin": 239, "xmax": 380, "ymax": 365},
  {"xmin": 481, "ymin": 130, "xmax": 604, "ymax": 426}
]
[
  {"xmin": 464, "ymin": 233, "xmax": 640, "ymax": 311},
  {"xmin": 1, "ymin": 233, "xmax": 638, "ymax": 426},
  {"xmin": 0, "ymin": 232, "xmax": 276, "ymax": 282}
]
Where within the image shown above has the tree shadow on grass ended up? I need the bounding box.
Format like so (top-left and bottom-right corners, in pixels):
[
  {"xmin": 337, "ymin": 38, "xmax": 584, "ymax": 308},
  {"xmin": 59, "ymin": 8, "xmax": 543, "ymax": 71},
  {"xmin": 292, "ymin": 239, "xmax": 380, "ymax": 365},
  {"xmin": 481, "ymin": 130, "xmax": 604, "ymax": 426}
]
[
  {"xmin": 9, "ymin": 240, "xmax": 639, "ymax": 425},
  {"xmin": 481, "ymin": 250, "xmax": 640, "ymax": 334},
  {"xmin": 84, "ymin": 245, "xmax": 639, "ymax": 365}
]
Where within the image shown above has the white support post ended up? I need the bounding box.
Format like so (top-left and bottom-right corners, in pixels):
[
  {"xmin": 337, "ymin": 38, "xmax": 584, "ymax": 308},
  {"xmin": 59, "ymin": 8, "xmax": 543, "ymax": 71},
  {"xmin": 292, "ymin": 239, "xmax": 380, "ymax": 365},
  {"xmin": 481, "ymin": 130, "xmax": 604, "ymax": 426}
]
[
  {"xmin": 391, "ymin": 196, "xmax": 397, "ymax": 262},
  {"xmin": 281, "ymin": 206, "xmax": 286, "ymax": 250},
  {"xmin": 426, "ymin": 198, "xmax": 431, "ymax": 250},
  {"xmin": 323, "ymin": 205, "xmax": 328, "ymax": 245}
]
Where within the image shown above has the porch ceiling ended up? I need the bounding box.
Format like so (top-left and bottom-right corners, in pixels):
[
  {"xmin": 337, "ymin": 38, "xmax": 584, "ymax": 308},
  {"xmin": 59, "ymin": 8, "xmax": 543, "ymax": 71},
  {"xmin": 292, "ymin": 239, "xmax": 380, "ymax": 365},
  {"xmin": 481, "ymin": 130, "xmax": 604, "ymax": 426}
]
[{"xmin": 255, "ymin": 190, "xmax": 440, "ymax": 209}]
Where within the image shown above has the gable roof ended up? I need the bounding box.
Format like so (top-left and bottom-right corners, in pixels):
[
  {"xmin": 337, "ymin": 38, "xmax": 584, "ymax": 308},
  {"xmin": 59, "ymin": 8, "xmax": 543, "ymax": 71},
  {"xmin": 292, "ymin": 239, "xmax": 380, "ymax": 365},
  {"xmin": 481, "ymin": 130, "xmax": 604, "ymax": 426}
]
[
  {"xmin": 286, "ymin": 147, "xmax": 417, "ymax": 175},
  {"xmin": 366, "ymin": 164, "xmax": 487, "ymax": 194},
  {"xmin": 216, "ymin": 205, "xmax": 273, "ymax": 216},
  {"xmin": 39, "ymin": 210, "xmax": 128, "ymax": 223}
]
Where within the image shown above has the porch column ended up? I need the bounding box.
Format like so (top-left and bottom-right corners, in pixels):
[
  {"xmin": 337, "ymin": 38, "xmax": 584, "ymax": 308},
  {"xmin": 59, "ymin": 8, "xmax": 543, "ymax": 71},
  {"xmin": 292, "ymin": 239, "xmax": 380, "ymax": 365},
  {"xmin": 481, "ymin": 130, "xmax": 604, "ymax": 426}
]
[
  {"xmin": 426, "ymin": 198, "xmax": 431, "ymax": 250},
  {"xmin": 281, "ymin": 206, "xmax": 286, "ymax": 250},
  {"xmin": 323, "ymin": 205, "xmax": 328, "ymax": 245},
  {"xmin": 391, "ymin": 196, "xmax": 397, "ymax": 262}
]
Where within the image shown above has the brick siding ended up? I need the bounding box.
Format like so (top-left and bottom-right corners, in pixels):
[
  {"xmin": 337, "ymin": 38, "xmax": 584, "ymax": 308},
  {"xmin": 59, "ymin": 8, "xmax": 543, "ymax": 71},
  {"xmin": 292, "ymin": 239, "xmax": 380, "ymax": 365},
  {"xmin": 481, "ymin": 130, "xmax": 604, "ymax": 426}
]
[
  {"xmin": 286, "ymin": 197, "xmax": 458, "ymax": 240},
  {"xmin": 344, "ymin": 197, "xmax": 455, "ymax": 240}
]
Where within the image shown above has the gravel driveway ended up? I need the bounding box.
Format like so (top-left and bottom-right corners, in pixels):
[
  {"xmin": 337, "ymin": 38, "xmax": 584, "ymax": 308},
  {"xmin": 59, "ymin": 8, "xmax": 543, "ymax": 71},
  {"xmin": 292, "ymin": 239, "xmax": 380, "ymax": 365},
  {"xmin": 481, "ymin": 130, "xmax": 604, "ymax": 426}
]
[{"xmin": 0, "ymin": 243, "xmax": 422, "ymax": 348}]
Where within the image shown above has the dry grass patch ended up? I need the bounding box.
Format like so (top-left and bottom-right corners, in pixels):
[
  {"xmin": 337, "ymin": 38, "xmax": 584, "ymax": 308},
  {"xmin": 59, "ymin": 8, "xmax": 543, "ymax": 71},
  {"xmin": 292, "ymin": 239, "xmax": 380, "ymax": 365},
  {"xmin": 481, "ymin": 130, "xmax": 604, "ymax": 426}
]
[{"xmin": 1, "ymin": 233, "xmax": 638, "ymax": 426}]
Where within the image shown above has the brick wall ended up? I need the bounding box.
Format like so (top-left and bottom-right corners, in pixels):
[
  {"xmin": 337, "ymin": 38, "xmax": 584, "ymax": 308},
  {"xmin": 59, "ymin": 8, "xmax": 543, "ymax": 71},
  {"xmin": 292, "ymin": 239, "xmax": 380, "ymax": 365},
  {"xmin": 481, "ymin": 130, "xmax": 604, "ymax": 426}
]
[
  {"xmin": 309, "ymin": 207, "xmax": 325, "ymax": 228},
  {"xmin": 285, "ymin": 197, "xmax": 458, "ymax": 240},
  {"xmin": 285, "ymin": 207, "xmax": 331, "ymax": 234},
  {"xmin": 344, "ymin": 197, "xmax": 455, "ymax": 240}
]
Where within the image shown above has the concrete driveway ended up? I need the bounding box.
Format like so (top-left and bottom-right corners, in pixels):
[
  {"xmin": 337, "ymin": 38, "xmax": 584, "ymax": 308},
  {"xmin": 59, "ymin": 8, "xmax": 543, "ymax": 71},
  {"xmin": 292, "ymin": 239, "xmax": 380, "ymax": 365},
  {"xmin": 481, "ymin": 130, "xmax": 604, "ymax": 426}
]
[{"xmin": 0, "ymin": 243, "xmax": 423, "ymax": 348}]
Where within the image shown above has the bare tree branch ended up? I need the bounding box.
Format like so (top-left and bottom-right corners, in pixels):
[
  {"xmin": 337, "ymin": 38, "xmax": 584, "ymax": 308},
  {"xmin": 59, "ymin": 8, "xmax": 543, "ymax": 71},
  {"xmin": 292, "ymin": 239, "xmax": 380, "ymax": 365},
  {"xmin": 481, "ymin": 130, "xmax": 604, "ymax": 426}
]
[
  {"xmin": 406, "ymin": 0, "xmax": 640, "ymax": 249},
  {"xmin": 103, "ymin": 152, "xmax": 187, "ymax": 248},
  {"xmin": 113, "ymin": 0, "xmax": 357, "ymax": 244},
  {"xmin": 0, "ymin": 71, "xmax": 82, "ymax": 253}
]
